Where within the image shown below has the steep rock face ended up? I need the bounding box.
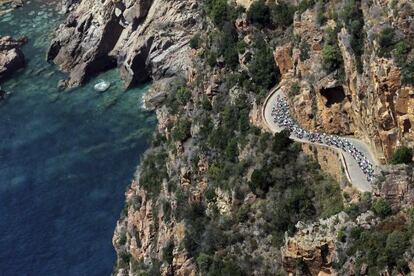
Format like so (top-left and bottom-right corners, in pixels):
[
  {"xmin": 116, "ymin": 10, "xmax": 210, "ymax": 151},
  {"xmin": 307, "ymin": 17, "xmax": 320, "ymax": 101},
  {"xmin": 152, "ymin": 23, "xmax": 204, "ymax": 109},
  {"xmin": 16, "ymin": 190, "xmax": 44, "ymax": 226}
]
[
  {"xmin": 301, "ymin": 143, "xmax": 347, "ymax": 185},
  {"xmin": 47, "ymin": 0, "xmax": 125, "ymax": 88},
  {"xmin": 48, "ymin": 0, "xmax": 201, "ymax": 89},
  {"xmin": 275, "ymin": 11, "xmax": 354, "ymax": 136},
  {"xmin": 281, "ymin": 213, "xmax": 347, "ymax": 276},
  {"xmin": 113, "ymin": 180, "xmax": 197, "ymax": 276},
  {"xmin": 275, "ymin": 0, "xmax": 414, "ymax": 163},
  {"xmin": 373, "ymin": 165, "xmax": 414, "ymax": 211},
  {"xmin": 281, "ymin": 211, "xmax": 380, "ymax": 276},
  {"xmin": 0, "ymin": 35, "xmax": 26, "ymax": 81}
]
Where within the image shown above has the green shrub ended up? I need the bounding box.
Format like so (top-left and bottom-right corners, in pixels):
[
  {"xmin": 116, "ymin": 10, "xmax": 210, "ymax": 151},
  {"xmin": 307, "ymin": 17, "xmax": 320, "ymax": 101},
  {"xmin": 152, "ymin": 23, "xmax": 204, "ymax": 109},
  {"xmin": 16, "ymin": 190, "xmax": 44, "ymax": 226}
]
[
  {"xmin": 338, "ymin": 0, "xmax": 365, "ymax": 72},
  {"xmin": 176, "ymin": 87, "xmax": 191, "ymax": 105},
  {"xmin": 172, "ymin": 118, "xmax": 191, "ymax": 142},
  {"xmin": 237, "ymin": 40, "xmax": 247, "ymax": 54},
  {"xmin": 217, "ymin": 22, "xmax": 239, "ymax": 69},
  {"xmin": 196, "ymin": 252, "xmax": 213, "ymax": 273},
  {"xmin": 378, "ymin": 27, "xmax": 396, "ymax": 57},
  {"xmin": 346, "ymin": 227, "xmax": 410, "ymax": 273},
  {"xmin": 206, "ymin": 51, "xmax": 218, "ymax": 67},
  {"xmin": 225, "ymin": 138, "xmax": 239, "ymax": 161},
  {"xmin": 289, "ymin": 82, "xmax": 300, "ymax": 96},
  {"xmin": 206, "ymin": 0, "xmax": 229, "ymax": 27},
  {"xmin": 249, "ymin": 38, "xmax": 279, "ymax": 90},
  {"xmin": 391, "ymin": 146, "xmax": 413, "ymax": 164},
  {"xmin": 297, "ymin": 0, "xmax": 316, "ymax": 14},
  {"xmin": 140, "ymin": 149, "xmax": 168, "ymax": 196},
  {"xmin": 190, "ymin": 33, "xmax": 201, "ymax": 49},
  {"xmin": 299, "ymin": 41, "xmax": 311, "ymax": 61},
  {"xmin": 401, "ymin": 62, "xmax": 414, "ymax": 85},
  {"xmin": 392, "ymin": 41, "xmax": 409, "ymax": 63},
  {"xmin": 162, "ymin": 240, "xmax": 174, "ymax": 264},
  {"xmin": 337, "ymin": 228, "xmax": 347, "ymax": 242},
  {"xmin": 379, "ymin": 27, "xmax": 395, "ymax": 48},
  {"xmin": 270, "ymin": 2, "xmax": 296, "ymax": 27},
  {"xmin": 316, "ymin": 0, "xmax": 326, "ymax": 25},
  {"xmin": 372, "ymin": 198, "xmax": 392, "ymax": 218},
  {"xmin": 322, "ymin": 44, "xmax": 342, "ymax": 72},
  {"xmin": 344, "ymin": 203, "xmax": 360, "ymax": 219},
  {"xmin": 247, "ymin": 0, "xmax": 270, "ymax": 27},
  {"xmin": 272, "ymin": 129, "xmax": 292, "ymax": 152},
  {"xmin": 385, "ymin": 231, "xmax": 409, "ymax": 266}
]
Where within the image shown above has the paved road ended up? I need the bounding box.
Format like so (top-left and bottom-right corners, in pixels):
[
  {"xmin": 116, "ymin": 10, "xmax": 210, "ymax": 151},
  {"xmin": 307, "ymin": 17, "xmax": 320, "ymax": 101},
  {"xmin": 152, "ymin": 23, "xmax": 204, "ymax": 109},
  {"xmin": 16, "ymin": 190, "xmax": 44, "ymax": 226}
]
[{"xmin": 262, "ymin": 87, "xmax": 379, "ymax": 192}]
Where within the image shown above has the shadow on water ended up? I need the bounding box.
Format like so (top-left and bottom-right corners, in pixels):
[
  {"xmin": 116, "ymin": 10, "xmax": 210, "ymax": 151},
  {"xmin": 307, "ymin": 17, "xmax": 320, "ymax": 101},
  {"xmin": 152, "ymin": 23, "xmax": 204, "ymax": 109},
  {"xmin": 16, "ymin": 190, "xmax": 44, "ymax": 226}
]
[{"xmin": 0, "ymin": 1, "xmax": 155, "ymax": 275}]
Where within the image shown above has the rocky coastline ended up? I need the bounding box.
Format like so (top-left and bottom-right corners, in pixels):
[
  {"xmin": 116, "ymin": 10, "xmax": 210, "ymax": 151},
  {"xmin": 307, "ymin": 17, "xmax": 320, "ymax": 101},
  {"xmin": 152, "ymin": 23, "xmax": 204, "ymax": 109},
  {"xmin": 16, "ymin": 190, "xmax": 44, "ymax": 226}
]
[
  {"xmin": 47, "ymin": 0, "xmax": 201, "ymax": 90},
  {"xmin": 46, "ymin": 0, "xmax": 414, "ymax": 275}
]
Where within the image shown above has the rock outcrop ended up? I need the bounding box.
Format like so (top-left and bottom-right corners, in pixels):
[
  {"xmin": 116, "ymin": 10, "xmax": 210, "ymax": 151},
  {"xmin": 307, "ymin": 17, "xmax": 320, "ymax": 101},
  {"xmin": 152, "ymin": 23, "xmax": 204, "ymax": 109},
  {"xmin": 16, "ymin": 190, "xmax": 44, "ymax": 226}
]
[
  {"xmin": 373, "ymin": 165, "xmax": 414, "ymax": 211},
  {"xmin": 113, "ymin": 180, "xmax": 197, "ymax": 276},
  {"xmin": 0, "ymin": 35, "xmax": 26, "ymax": 81},
  {"xmin": 281, "ymin": 211, "xmax": 379, "ymax": 276},
  {"xmin": 47, "ymin": 0, "xmax": 201, "ymax": 89}
]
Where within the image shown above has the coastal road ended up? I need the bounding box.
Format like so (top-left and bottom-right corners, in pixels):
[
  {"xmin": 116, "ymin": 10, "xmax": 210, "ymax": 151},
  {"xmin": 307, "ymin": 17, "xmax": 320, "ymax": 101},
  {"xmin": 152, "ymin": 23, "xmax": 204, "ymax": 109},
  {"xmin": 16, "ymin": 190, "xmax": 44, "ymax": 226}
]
[{"xmin": 262, "ymin": 87, "xmax": 379, "ymax": 192}]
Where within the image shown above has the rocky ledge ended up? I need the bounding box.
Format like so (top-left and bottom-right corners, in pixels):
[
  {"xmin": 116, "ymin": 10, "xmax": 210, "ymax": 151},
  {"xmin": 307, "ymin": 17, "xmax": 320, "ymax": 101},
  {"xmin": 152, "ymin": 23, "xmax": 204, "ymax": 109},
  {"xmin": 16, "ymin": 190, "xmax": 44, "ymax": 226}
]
[
  {"xmin": 0, "ymin": 35, "xmax": 26, "ymax": 82},
  {"xmin": 47, "ymin": 0, "xmax": 201, "ymax": 89},
  {"xmin": 0, "ymin": 0, "xmax": 23, "ymax": 16}
]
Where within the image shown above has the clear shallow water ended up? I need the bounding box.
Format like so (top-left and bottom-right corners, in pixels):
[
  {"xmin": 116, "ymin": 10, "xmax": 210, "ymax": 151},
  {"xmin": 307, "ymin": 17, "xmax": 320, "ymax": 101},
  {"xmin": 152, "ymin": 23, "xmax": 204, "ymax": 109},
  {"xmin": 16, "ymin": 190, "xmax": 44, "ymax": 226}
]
[{"xmin": 0, "ymin": 1, "xmax": 155, "ymax": 275}]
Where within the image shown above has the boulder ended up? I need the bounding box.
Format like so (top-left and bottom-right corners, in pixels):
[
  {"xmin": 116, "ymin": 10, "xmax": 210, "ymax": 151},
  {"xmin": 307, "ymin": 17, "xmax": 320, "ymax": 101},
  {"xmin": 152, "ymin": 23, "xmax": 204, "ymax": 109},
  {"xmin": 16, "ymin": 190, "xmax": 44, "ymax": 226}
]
[{"xmin": 0, "ymin": 36, "xmax": 26, "ymax": 81}]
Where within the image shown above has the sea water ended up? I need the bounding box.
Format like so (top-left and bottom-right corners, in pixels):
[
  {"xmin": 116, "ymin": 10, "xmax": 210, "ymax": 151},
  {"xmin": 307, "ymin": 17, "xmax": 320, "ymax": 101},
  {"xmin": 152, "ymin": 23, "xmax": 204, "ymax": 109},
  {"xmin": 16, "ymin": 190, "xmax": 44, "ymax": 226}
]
[{"xmin": 0, "ymin": 1, "xmax": 155, "ymax": 275}]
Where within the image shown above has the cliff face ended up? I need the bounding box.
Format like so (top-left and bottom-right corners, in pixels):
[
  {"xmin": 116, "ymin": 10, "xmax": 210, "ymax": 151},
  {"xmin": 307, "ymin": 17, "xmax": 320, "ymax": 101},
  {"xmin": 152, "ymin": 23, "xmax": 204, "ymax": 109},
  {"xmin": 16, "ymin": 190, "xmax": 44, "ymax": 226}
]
[
  {"xmin": 274, "ymin": 0, "xmax": 414, "ymax": 163},
  {"xmin": 48, "ymin": 0, "xmax": 414, "ymax": 275},
  {"xmin": 47, "ymin": 0, "xmax": 201, "ymax": 88}
]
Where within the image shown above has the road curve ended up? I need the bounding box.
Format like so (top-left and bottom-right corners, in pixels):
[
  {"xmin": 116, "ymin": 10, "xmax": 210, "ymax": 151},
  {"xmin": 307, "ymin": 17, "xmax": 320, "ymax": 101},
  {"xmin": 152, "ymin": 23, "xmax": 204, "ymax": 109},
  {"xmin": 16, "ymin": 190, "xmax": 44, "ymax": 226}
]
[{"xmin": 262, "ymin": 86, "xmax": 379, "ymax": 192}]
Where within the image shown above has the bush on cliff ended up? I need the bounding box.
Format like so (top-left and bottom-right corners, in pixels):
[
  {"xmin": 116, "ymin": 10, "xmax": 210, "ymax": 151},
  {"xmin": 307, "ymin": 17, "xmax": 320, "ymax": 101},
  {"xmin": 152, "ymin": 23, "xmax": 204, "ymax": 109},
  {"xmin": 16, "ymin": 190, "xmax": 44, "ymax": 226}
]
[
  {"xmin": 247, "ymin": 0, "xmax": 270, "ymax": 27},
  {"xmin": 378, "ymin": 27, "xmax": 396, "ymax": 57},
  {"xmin": 391, "ymin": 146, "xmax": 413, "ymax": 164},
  {"xmin": 339, "ymin": 0, "xmax": 365, "ymax": 72},
  {"xmin": 171, "ymin": 118, "xmax": 191, "ymax": 142},
  {"xmin": 322, "ymin": 44, "xmax": 342, "ymax": 72},
  {"xmin": 249, "ymin": 37, "xmax": 279, "ymax": 92},
  {"xmin": 139, "ymin": 148, "xmax": 168, "ymax": 196},
  {"xmin": 205, "ymin": 0, "xmax": 229, "ymax": 27},
  {"xmin": 270, "ymin": 1, "xmax": 296, "ymax": 27},
  {"xmin": 372, "ymin": 198, "xmax": 392, "ymax": 218},
  {"xmin": 346, "ymin": 222, "xmax": 410, "ymax": 274},
  {"xmin": 322, "ymin": 27, "xmax": 343, "ymax": 73}
]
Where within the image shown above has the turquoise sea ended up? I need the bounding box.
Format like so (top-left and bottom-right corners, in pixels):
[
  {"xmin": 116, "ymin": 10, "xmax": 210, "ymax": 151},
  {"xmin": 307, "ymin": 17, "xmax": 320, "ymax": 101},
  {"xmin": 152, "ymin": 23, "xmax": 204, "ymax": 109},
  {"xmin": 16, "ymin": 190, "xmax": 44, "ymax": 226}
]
[{"xmin": 0, "ymin": 1, "xmax": 155, "ymax": 275}]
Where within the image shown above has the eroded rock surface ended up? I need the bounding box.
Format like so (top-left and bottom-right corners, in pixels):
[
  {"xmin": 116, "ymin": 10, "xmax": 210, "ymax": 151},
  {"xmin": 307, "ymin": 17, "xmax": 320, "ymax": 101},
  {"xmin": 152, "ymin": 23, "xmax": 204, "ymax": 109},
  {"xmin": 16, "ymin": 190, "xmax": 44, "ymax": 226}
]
[
  {"xmin": 0, "ymin": 36, "xmax": 26, "ymax": 81},
  {"xmin": 275, "ymin": 0, "xmax": 414, "ymax": 163},
  {"xmin": 48, "ymin": 0, "xmax": 201, "ymax": 89}
]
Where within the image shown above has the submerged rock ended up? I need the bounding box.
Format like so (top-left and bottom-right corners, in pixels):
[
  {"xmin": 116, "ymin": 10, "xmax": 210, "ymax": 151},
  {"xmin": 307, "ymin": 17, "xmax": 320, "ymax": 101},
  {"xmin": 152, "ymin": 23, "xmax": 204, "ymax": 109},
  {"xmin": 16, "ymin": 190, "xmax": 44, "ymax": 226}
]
[{"xmin": 0, "ymin": 35, "xmax": 26, "ymax": 81}]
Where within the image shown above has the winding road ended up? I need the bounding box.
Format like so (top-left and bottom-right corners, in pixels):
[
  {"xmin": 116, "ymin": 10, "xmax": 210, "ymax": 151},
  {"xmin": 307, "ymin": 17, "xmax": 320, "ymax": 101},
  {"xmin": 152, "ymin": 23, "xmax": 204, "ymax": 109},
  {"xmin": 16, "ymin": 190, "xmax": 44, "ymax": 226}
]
[{"xmin": 262, "ymin": 86, "xmax": 379, "ymax": 192}]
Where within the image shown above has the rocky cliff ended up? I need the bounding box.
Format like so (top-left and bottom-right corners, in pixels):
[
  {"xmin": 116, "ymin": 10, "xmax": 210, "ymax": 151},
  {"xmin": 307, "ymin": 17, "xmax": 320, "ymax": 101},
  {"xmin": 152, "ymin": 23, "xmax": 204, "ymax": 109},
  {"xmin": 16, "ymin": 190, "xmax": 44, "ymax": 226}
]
[
  {"xmin": 47, "ymin": 0, "xmax": 201, "ymax": 89},
  {"xmin": 274, "ymin": 0, "xmax": 414, "ymax": 163},
  {"xmin": 47, "ymin": 0, "xmax": 414, "ymax": 275}
]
